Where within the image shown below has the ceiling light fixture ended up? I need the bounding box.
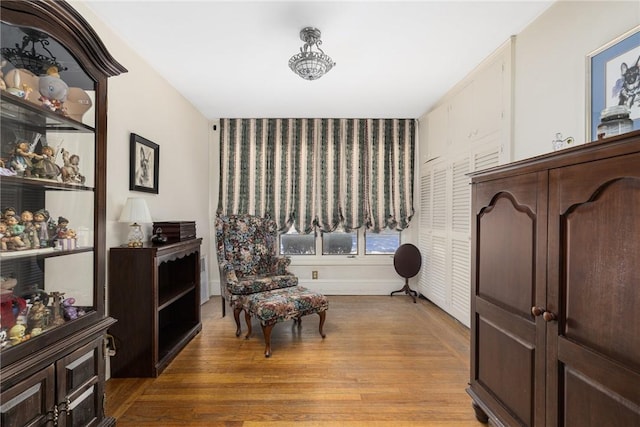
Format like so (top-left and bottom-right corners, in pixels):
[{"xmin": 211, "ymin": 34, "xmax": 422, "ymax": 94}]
[{"xmin": 288, "ymin": 27, "xmax": 335, "ymax": 81}]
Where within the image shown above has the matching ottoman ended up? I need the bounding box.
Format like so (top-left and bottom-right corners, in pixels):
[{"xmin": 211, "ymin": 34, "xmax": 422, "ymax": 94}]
[{"xmin": 242, "ymin": 286, "xmax": 328, "ymax": 357}]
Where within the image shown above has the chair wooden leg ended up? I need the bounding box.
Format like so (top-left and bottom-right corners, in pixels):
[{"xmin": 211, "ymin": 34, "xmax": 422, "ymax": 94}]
[
  {"xmin": 233, "ymin": 307, "xmax": 243, "ymax": 337},
  {"xmin": 221, "ymin": 296, "xmax": 226, "ymax": 317},
  {"xmin": 261, "ymin": 324, "xmax": 274, "ymax": 357},
  {"xmin": 244, "ymin": 310, "xmax": 252, "ymax": 339},
  {"xmin": 318, "ymin": 311, "xmax": 326, "ymax": 338}
]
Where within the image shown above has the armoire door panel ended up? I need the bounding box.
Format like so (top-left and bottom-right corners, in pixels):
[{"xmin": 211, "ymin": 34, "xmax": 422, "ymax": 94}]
[
  {"xmin": 553, "ymin": 152, "xmax": 640, "ymax": 210},
  {"xmin": 558, "ymin": 338, "xmax": 640, "ymax": 407},
  {"xmin": 477, "ymin": 194, "xmax": 536, "ymax": 316},
  {"xmin": 562, "ymin": 177, "xmax": 640, "ymax": 367},
  {"xmin": 477, "ymin": 317, "xmax": 534, "ymax": 426},
  {"xmin": 563, "ymin": 367, "xmax": 640, "ymax": 427}
]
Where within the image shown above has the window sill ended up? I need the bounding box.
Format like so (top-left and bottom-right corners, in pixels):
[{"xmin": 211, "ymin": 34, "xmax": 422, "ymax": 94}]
[{"xmin": 288, "ymin": 255, "xmax": 394, "ymax": 266}]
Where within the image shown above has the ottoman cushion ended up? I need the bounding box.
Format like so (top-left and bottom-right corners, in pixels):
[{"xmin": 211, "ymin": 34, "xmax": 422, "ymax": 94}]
[{"xmin": 245, "ymin": 286, "xmax": 328, "ymax": 326}]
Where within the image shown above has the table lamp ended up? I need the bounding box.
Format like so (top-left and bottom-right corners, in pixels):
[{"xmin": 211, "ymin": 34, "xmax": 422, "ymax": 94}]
[{"xmin": 118, "ymin": 197, "xmax": 152, "ymax": 247}]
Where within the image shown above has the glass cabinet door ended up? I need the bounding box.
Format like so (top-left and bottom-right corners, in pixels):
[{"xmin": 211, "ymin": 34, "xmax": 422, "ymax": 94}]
[{"xmin": 1, "ymin": 20, "xmax": 97, "ymax": 353}]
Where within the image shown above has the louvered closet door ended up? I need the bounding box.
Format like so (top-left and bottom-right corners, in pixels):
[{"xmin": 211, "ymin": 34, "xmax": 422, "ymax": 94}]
[
  {"xmin": 419, "ymin": 146, "xmax": 500, "ymax": 327},
  {"xmin": 450, "ymin": 158, "xmax": 471, "ymax": 325},
  {"xmin": 428, "ymin": 164, "xmax": 449, "ymax": 307}
]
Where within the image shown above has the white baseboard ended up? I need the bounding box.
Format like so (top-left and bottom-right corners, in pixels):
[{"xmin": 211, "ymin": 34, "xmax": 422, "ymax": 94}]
[{"xmin": 209, "ymin": 278, "xmax": 418, "ymax": 296}]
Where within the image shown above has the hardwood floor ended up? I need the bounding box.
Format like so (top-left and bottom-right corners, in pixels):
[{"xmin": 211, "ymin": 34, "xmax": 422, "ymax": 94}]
[{"xmin": 106, "ymin": 295, "xmax": 483, "ymax": 426}]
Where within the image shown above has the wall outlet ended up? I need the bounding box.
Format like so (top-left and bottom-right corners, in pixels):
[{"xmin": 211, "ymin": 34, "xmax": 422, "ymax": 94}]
[{"xmin": 312, "ymin": 271, "xmax": 318, "ymax": 280}]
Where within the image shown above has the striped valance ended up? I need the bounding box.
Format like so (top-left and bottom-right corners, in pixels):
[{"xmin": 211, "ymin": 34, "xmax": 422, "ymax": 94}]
[{"xmin": 218, "ymin": 118, "xmax": 415, "ymax": 233}]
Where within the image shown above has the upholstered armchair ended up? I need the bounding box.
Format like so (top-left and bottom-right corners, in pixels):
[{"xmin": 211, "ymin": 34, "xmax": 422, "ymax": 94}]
[{"xmin": 215, "ymin": 214, "xmax": 298, "ymax": 335}]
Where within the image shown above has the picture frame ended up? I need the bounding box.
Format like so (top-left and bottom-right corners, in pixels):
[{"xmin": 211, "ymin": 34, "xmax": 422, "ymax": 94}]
[
  {"xmin": 587, "ymin": 25, "xmax": 640, "ymax": 141},
  {"xmin": 129, "ymin": 133, "xmax": 159, "ymax": 194}
]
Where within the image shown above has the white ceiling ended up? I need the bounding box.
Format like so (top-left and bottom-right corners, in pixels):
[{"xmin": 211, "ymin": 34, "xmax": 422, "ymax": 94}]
[{"xmin": 84, "ymin": 0, "xmax": 554, "ymax": 120}]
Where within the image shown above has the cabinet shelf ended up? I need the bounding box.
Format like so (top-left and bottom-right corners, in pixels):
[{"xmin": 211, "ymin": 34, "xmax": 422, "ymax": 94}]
[
  {"xmin": 158, "ymin": 282, "xmax": 196, "ymax": 311},
  {"xmin": 0, "ymin": 246, "xmax": 92, "ymax": 261},
  {"xmin": 0, "ymin": 175, "xmax": 95, "ymax": 192},
  {"xmin": 0, "ymin": 92, "xmax": 94, "ymax": 133}
]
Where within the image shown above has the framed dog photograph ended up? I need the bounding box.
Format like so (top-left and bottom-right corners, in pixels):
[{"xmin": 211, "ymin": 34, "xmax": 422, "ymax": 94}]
[{"xmin": 129, "ymin": 133, "xmax": 159, "ymax": 194}]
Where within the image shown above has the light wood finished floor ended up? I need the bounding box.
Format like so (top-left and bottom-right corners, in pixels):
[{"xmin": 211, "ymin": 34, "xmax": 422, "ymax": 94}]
[{"xmin": 106, "ymin": 295, "xmax": 484, "ymax": 426}]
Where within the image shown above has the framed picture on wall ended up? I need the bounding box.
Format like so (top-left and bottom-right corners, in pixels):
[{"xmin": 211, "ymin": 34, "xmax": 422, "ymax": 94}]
[
  {"xmin": 587, "ymin": 25, "xmax": 640, "ymax": 141},
  {"xmin": 129, "ymin": 133, "xmax": 159, "ymax": 194}
]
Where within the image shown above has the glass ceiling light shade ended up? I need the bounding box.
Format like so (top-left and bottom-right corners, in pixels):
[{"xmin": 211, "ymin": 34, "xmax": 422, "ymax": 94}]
[
  {"xmin": 118, "ymin": 197, "xmax": 152, "ymax": 248},
  {"xmin": 289, "ymin": 27, "xmax": 336, "ymax": 81}
]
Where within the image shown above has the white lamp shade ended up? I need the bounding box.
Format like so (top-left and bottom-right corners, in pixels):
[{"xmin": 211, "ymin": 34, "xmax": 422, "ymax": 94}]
[{"xmin": 118, "ymin": 197, "xmax": 152, "ymax": 224}]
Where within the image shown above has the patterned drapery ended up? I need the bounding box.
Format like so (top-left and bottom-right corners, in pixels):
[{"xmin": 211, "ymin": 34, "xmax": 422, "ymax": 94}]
[{"xmin": 218, "ymin": 118, "xmax": 415, "ymax": 233}]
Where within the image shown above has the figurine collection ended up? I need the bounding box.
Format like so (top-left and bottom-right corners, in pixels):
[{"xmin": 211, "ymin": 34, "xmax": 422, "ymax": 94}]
[
  {"xmin": 0, "ymin": 276, "xmax": 85, "ymax": 349},
  {"xmin": 0, "ymin": 62, "xmax": 90, "ymax": 183},
  {"xmin": 1, "ymin": 206, "xmax": 77, "ymax": 252}
]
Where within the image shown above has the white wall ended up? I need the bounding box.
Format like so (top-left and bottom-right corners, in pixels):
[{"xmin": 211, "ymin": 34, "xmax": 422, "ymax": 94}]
[
  {"xmin": 73, "ymin": 3, "xmax": 213, "ymax": 299},
  {"xmin": 513, "ymin": 0, "xmax": 639, "ymax": 161}
]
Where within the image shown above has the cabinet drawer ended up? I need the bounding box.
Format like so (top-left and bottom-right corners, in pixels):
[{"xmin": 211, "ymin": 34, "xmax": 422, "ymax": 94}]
[{"xmin": 0, "ymin": 364, "xmax": 55, "ymax": 427}]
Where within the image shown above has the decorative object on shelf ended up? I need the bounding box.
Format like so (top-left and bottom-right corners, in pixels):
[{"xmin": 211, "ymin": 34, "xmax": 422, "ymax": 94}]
[
  {"xmin": 64, "ymin": 87, "xmax": 92, "ymax": 122},
  {"xmin": 152, "ymin": 221, "xmax": 196, "ymax": 243},
  {"xmin": 38, "ymin": 66, "xmax": 68, "ymax": 114},
  {"xmin": 59, "ymin": 148, "xmax": 86, "ymax": 184},
  {"xmin": 551, "ymin": 132, "xmax": 575, "ymax": 151},
  {"xmin": 119, "ymin": 197, "xmax": 153, "ymax": 247},
  {"xmin": 32, "ymin": 145, "xmax": 61, "ymax": 180},
  {"xmin": 129, "ymin": 133, "xmax": 159, "ymax": 194},
  {"xmin": 289, "ymin": 27, "xmax": 336, "ymax": 81},
  {"xmin": 0, "ymin": 28, "xmax": 67, "ymax": 76},
  {"xmin": 597, "ymin": 105, "xmax": 633, "ymax": 139},
  {"xmin": 4, "ymin": 68, "xmax": 37, "ymax": 101},
  {"xmin": 587, "ymin": 25, "xmax": 639, "ymax": 141}
]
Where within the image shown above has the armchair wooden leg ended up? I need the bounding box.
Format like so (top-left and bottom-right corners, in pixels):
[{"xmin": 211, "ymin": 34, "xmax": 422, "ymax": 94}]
[
  {"xmin": 221, "ymin": 295, "xmax": 226, "ymax": 317},
  {"xmin": 233, "ymin": 307, "xmax": 243, "ymax": 337},
  {"xmin": 318, "ymin": 311, "xmax": 326, "ymax": 338},
  {"xmin": 244, "ymin": 310, "xmax": 252, "ymax": 339},
  {"xmin": 262, "ymin": 324, "xmax": 274, "ymax": 357}
]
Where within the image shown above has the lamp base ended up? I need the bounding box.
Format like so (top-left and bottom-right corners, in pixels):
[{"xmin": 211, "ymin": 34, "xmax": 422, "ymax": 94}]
[{"xmin": 127, "ymin": 223, "xmax": 144, "ymax": 248}]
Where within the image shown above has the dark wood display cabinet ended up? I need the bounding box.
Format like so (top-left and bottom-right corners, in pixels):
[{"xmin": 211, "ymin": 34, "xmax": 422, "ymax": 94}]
[
  {"xmin": 108, "ymin": 239, "xmax": 202, "ymax": 378},
  {"xmin": 468, "ymin": 130, "xmax": 640, "ymax": 426},
  {"xmin": 0, "ymin": 1, "xmax": 126, "ymax": 426}
]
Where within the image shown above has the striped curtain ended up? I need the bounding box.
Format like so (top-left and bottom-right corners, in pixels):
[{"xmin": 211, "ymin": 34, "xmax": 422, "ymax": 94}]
[{"xmin": 218, "ymin": 118, "xmax": 415, "ymax": 233}]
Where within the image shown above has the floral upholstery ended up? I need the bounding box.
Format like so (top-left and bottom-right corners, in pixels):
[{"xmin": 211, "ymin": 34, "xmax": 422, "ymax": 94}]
[
  {"xmin": 215, "ymin": 214, "xmax": 298, "ymax": 307},
  {"xmin": 245, "ymin": 286, "xmax": 329, "ymax": 327}
]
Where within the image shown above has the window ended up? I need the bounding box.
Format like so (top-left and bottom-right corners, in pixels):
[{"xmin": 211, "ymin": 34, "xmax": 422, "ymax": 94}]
[
  {"xmin": 322, "ymin": 231, "xmax": 357, "ymax": 255},
  {"xmin": 280, "ymin": 227, "xmax": 315, "ymax": 255},
  {"xmin": 280, "ymin": 228, "xmax": 400, "ymax": 256},
  {"xmin": 365, "ymin": 229, "xmax": 401, "ymax": 255}
]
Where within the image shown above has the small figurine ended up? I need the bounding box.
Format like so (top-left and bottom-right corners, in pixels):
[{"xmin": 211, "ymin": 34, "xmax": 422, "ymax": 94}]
[
  {"xmin": 8, "ymin": 324, "xmax": 26, "ymax": 345},
  {"xmin": 9, "ymin": 140, "xmax": 42, "ymax": 177},
  {"xmin": 33, "ymin": 209, "xmax": 50, "ymax": 248},
  {"xmin": 6, "ymin": 67, "xmax": 25, "ymax": 98},
  {"xmin": 32, "ymin": 146, "xmax": 61, "ymax": 179},
  {"xmin": 0, "ymin": 221, "xmax": 9, "ymax": 251},
  {"xmin": 48, "ymin": 291, "xmax": 66, "ymax": 326},
  {"xmin": 55, "ymin": 216, "xmax": 69, "ymax": 239},
  {"xmin": 20, "ymin": 210, "xmax": 39, "ymax": 249},
  {"xmin": 62, "ymin": 298, "xmax": 79, "ymax": 320},
  {"xmin": 5, "ymin": 215, "xmax": 26, "ymax": 250},
  {"xmin": 60, "ymin": 148, "xmax": 85, "ymax": 184},
  {"xmin": 2, "ymin": 207, "xmax": 17, "ymax": 221},
  {"xmin": 27, "ymin": 300, "xmax": 49, "ymax": 331},
  {"xmin": 38, "ymin": 66, "xmax": 68, "ymax": 114}
]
